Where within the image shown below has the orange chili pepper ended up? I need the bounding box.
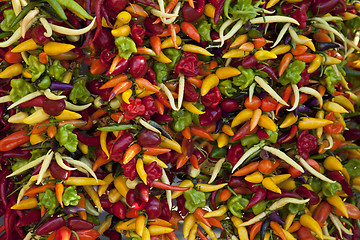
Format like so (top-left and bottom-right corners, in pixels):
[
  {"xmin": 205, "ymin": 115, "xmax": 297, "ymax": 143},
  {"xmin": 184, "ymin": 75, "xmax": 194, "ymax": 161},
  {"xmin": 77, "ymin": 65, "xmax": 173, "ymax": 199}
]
[
  {"xmin": 92, "ymin": 156, "xmax": 112, "ymax": 172},
  {"xmin": 123, "ymin": 143, "xmax": 141, "ymax": 164},
  {"xmin": 157, "ymin": 24, "xmax": 180, "ymax": 37},
  {"xmin": 77, "ymin": 193, "xmax": 87, "ymax": 220},
  {"xmin": 295, "ymin": 53, "xmax": 316, "ymax": 63},
  {"xmin": 32, "ymin": 120, "xmax": 50, "ymax": 134},
  {"xmin": 47, "ymin": 125, "xmax": 57, "ymax": 138},
  {"xmin": 176, "ymin": 154, "xmax": 188, "ymax": 169},
  {"xmin": 90, "ymin": 108, "xmax": 108, "ymax": 120},
  {"xmin": 250, "ymin": 109, "xmax": 262, "ymax": 131},
  {"xmin": 276, "ymin": 85, "xmax": 292, "ymax": 115},
  {"xmin": 125, "ymin": 4, "xmax": 149, "ymax": 17},
  {"xmin": 39, "ymin": 52, "xmax": 48, "ymax": 64},
  {"xmin": 253, "ymin": 37, "xmax": 266, "ymax": 49},
  {"xmin": 150, "ymin": 36, "xmax": 162, "ymax": 56},
  {"xmin": 181, "ymin": 22, "xmax": 200, "ymax": 43},
  {"xmin": 143, "ymin": 147, "xmax": 171, "ymax": 155},
  {"xmin": 41, "ymin": 205, "xmax": 46, "ymax": 217},
  {"xmin": 291, "ymin": 45, "xmax": 308, "ymax": 55},
  {"xmin": 189, "ymin": 154, "xmax": 199, "ymax": 169},
  {"xmin": 288, "ymin": 221, "xmax": 301, "ymax": 233},
  {"xmin": 313, "ymin": 32, "xmax": 332, "ymax": 43},
  {"xmin": 108, "ymin": 80, "xmax": 132, "ymax": 101},
  {"xmin": 108, "ymin": 55, "xmax": 121, "ymax": 75},
  {"xmin": 168, "ymin": 23, "xmax": 179, "ymax": 49},
  {"xmin": 270, "ymin": 221, "xmax": 286, "ymax": 240},
  {"xmin": 219, "ymin": 189, "xmax": 232, "ymax": 201},
  {"xmin": 148, "ymin": 218, "xmax": 173, "ymax": 227},
  {"xmin": 25, "ymin": 183, "xmax": 55, "ymax": 197},
  {"xmin": 182, "ymin": 126, "xmax": 191, "ymax": 140},
  {"xmin": 193, "ymin": 208, "xmax": 211, "ymax": 228},
  {"xmin": 279, "ymin": 53, "xmax": 293, "ymax": 77},
  {"xmin": 197, "ymin": 228, "xmax": 208, "ymax": 240},
  {"xmin": 100, "ymin": 74, "xmax": 128, "ymax": 89},
  {"xmin": 191, "ymin": 126, "xmax": 214, "ymax": 140},
  {"xmin": 153, "ymin": 0, "xmax": 179, "ymax": 24},
  {"xmin": 135, "ymin": 78, "xmax": 160, "ymax": 93},
  {"xmin": 187, "ymin": 77, "xmax": 202, "ymax": 88},
  {"xmin": 90, "ymin": 59, "xmax": 108, "ymax": 75},
  {"xmin": 55, "ymin": 183, "xmax": 64, "ymax": 208},
  {"xmin": 154, "ymin": 99, "xmax": 164, "ymax": 115},
  {"xmin": 47, "ymin": 231, "xmax": 56, "ymax": 240},
  {"xmin": 250, "ymin": 221, "xmax": 262, "ymax": 240},
  {"xmin": 232, "ymin": 161, "xmax": 260, "ymax": 177}
]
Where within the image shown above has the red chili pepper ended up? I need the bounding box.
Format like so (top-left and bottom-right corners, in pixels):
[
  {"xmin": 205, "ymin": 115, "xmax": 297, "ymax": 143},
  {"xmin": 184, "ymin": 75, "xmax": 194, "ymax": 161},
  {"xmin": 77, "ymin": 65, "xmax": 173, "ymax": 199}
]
[
  {"xmin": 55, "ymin": 226, "xmax": 71, "ymax": 240},
  {"xmin": 0, "ymin": 130, "xmax": 30, "ymax": 152},
  {"xmin": 36, "ymin": 216, "xmax": 66, "ymax": 235},
  {"xmin": 131, "ymin": 24, "xmax": 146, "ymax": 47},
  {"xmin": 201, "ymin": 87, "xmax": 221, "ymax": 108},
  {"xmin": 232, "ymin": 121, "xmax": 258, "ymax": 141},
  {"xmin": 152, "ymin": 181, "xmax": 190, "ymax": 191},
  {"xmin": 281, "ymin": 125, "xmax": 298, "ymax": 143},
  {"xmin": 73, "ymin": 130, "xmax": 100, "ymax": 147},
  {"xmin": 256, "ymin": 63, "xmax": 279, "ymax": 82},
  {"xmin": 155, "ymin": 92, "xmax": 172, "ymax": 109},
  {"xmin": 106, "ymin": 58, "xmax": 129, "ymax": 76},
  {"xmin": 2, "ymin": 148, "xmax": 31, "ymax": 159},
  {"xmin": 67, "ymin": 217, "xmax": 95, "ymax": 231},
  {"xmin": 121, "ymin": 98, "xmax": 146, "ymax": 119},
  {"xmin": 91, "ymin": 0, "xmax": 105, "ymax": 44},
  {"xmin": 210, "ymin": 179, "xmax": 224, "ymax": 210},
  {"xmin": 214, "ymin": 0, "xmax": 225, "ymax": 24},
  {"xmin": 175, "ymin": 52, "xmax": 200, "ymax": 77},
  {"xmin": 16, "ymin": 209, "xmax": 41, "ymax": 227},
  {"xmin": 244, "ymin": 188, "xmax": 267, "ymax": 210},
  {"xmin": 267, "ymin": 190, "xmax": 301, "ymax": 200},
  {"xmin": 297, "ymin": 226, "xmax": 317, "ymax": 240},
  {"xmin": 70, "ymin": 229, "xmax": 100, "ymax": 240},
  {"xmin": 18, "ymin": 95, "xmax": 46, "ymax": 108}
]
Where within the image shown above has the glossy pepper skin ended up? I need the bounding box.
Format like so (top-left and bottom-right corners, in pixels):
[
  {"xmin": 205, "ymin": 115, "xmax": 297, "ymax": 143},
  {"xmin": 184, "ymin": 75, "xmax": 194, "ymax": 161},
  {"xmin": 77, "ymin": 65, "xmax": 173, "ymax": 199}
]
[
  {"xmin": 171, "ymin": 109, "xmax": 193, "ymax": 132},
  {"xmin": 183, "ymin": 188, "xmax": 206, "ymax": 213},
  {"xmin": 227, "ymin": 195, "xmax": 249, "ymax": 218}
]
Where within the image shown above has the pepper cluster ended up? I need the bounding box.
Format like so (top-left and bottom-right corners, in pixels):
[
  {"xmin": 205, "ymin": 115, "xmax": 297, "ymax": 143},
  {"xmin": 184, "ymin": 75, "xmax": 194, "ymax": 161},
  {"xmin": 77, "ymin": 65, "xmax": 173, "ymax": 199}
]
[{"xmin": 0, "ymin": 0, "xmax": 360, "ymax": 239}]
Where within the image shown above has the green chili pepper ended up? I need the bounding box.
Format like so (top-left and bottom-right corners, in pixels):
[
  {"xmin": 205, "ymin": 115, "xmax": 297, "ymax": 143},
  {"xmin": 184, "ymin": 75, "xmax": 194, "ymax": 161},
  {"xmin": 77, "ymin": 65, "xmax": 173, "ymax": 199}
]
[
  {"xmin": 227, "ymin": 195, "xmax": 249, "ymax": 218},
  {"xmin": 9, "ymin": 78, "xmax": 34, "ymax": 102},
  {"xmin": 11, "ymin": 159, "xmax": 29, "ymax": 173},
  {"xmin": 210, "ymin": 145, "xmax": 227, "ymax": 159},
  {"xmin": 240, "ymin": 134, "xmax": 260, "ymax": 148},
  {"xmin": 233, "ymin": 66, "xmax": 254, "ymax": 89},
  {"xmin": 87, "ymin": 214, "xmax": 100, "ymax": 226},
  {"xmin": 252, "ymin": 200, "xmax": 267, "ymax": 215},
  {"xmin": 195, "ymin": 20, "xmax": 212, "ymax": 42},
  {"xmin": 163, "ymin": 48, "xmax": 181, "ymax": 69},
  {"xmin": 323, "ymin": 66, "xmax": 342, "ymax": 94},
  {"xmin": 308, "ymin": 177, "xmax": 322, "ymax": 194},
  {"xmin": 69, "ymin": 77, "xmax": 91, "ymax": 104},
  {"xmin": 38, "ymin": 188, "xmax": 60, "ymax": 215},
  {"xmin": 321, "ymin": 181, "xmax": 342, "ymax": 197},
  {"xmin": 115, "ymin": 36, "xmax": 137, "ymax": 60},
  {"xmin": 29, "ymin": 55, "xmax": 46, "ymax": 82},
  {"xmin": 1, "ymin": 9, "xmax": 20, "ymax": 32},
  {"xmin": 229, "ymin": 0, "xmax": 260, "ymax": 23},
  {"xmin": 30, "ymin": 149, "xmax": 48, "ymax": 162},
  {"xmin": 153, "ymin": 62, "xmax": 168, "ymax": 83},
  {"xmin": 219, "ymin": 80, "xmax": 238, "ymax": 97},
  {"xmin": 224, "ymin": 0, "xmax": 232, "ymax": 18},
  {"xmin": 130, "ymin": 232, "xmax": 142, "ymax": 240},
  {"xmin": 344, "ymin": 159, "xmax": 360, "ymax": 178},
  {"xmin": 97, "ymin": 124, "xmax": 136, "ymax": 132},
  {"xmin": 183, "ymin": 188, "xmax": 206, "ymax": 213},
  {"xmin": 56, "ymin": 0, "xmax": 93, "ymax": 20},
  {"xmin": 55, "ymin": 124, "xmax": 78, "ymax": 152},
  {"xmin": 38, "ymin": 76, "xmax": 51, "ymax": 89},
  {"xmin": 45, "ymin": 0, "xmax": 67, "ymax": 20},
  {"xmin": 191, "ymin": 103, "xmax": 205, "ymax": 126},
  {"xmin": 265, "ymin": 129, "xmax": 278, "ymax": 143},
  {"xmin": 287, "ymin": 202, "xmax": 305, "ymax": 214},
  {"xmin": 48, "ymin": 60, "xmax": 66, "ymax": 81},
  {"xmin": 62, "ymin": 186, "xmax": 81, "ymax": 206},
  {"xmin": 171, "ymin": 109, "xmax": 192, "ymax": 132},
  {"xmin": 279, "ymin": 60, "xmax": 306, "ymax": 86}
]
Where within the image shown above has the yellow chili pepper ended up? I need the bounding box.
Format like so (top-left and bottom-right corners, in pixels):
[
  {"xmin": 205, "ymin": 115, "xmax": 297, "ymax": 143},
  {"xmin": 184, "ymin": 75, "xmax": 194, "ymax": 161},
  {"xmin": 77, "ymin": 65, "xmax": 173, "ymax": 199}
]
[
  {"xmin": 8, "ymin": 112, "xmax": 28, "ymax": 123},
  {"xmin": 222, "ymin": 125, "xmax": 234, "ymax": 136},
  {"xmin": 148, "ymin": 225, "xmax": 174, "ymax": 236},
  {"xmin": 316, "ymin": 110, "xmax": 325, "ymax": 138},
  {"xmin": 83, "ymin": 185, "xmax": 102, "ymax": 213},
  {"xmin": 323, "ymin": 101, "xmax": 348, "ymax": 113},
  {"xmin": 245, "ymin": 171, "xmax": 264, "ymax": 183},
  {"xmin": 152, "ymin": 51, "xmax": 172, "ymax": 63},
  {"xmin": 11, "ymin": 197, "xmax": 38, "ymax": 210},
  {"xmin": 270, "ymin": 44, "xmax": 291, "ymax": 55},
  {"xmin": 341, "ymin": 168, "xmax": 350, "ymax": 183},
  {"xmin": 215, "ymin": 67, "xmax": 241, "ymax": 79},
  {"xmin": 100, "ymin": 131, "xmax": 110, "ymax": 158},
  {"xmin": 284, "ymin": 213, "xmax": 296, "ymax": 230},
  {"xmin": 142, "ymin": 227, "xmax": 151, "ymax": 240},
  {"xmin": 0, "ymin": 63, "xmax": 23, "ymax": 79},
  {"xmin": 11, "ymin": 38, "xmax": 38, "ymax": 52},
  {"xmin": 30, "ymin": 134, "xmax": 46, "ymax": 145},
  {"xmin": 322, "ymin": 55, "xmax": 342, "ymax": 65},
  {"xmin": 198, "ymin": 222, "xmax": 217, "ymax": 240},
  {"xmin": 143, "ymin": 154, "xmax": 168, "ymax": 168},
  {"xmin": 280, "ymin": 113, "xmax": 298, "ymax": 128},
  {"xmin": 183, "ymin": 213, "xmax": 196, "ymax": 238},
  {"xmin": 204, "ymin": 205, "xmax": 227, "ymax": 218},
  {"xmin": 108, "ymin": 188, "xmax": 122, "ymax": 203},
  {"xmin": 262, "ymin": 177, "xmax": 282, "ymax": 194},
  {"xmin": 334, "ymin": 113, "xmax": 346, "ymax": 128},
  {"xmin": 254, "ymin": 50, "xmax": 277, "ymax": 61},
  {"xmin": 308, "ymin": 54, "xmax": 322, "ymax": 73},
  {"xmin": 333, "ymin": 95, "xmax": 355, "ymax": 112},
  {"xmin": 172, "ymin": 180, "xmax": 194, "ymax": 199},
  {"xmin": 258, "ymin": 114, "xmax": 277, "ymax": 131},
  {"xmin": 136, "ymin": 215, "xmax": 146, "ymax": 237},
  {"xmin": 97, "ymin": 216, "xmax": 112, "ymax": 235},
  {"xmin": 44, "ymin": 42, "xmax": 75, "ymax": 55},
  {"xmin": 204, "ymin": 4, "xmax": 216, "ymax": 18},
  {"xmin": 201, "ymin": 74, "xmax": 219, "ymax": 96},
  {"xmin": 298, "ymin": 35, "xmax": 315, "ymax": 51},
  {"xmin": 230, "ymin": 34, "xmax": 248, "ymax": 48},
  {"xmin": 327, "ymin": 194, "xmax": 349, "ymax": 218},
  {"xmin": 159, "ymin": 136, "xmax": 182, "ymax": 153},
  {"xmin": 54, "ymin": 110, "xmax": 82, "ymax": 120},
  {"xmin": 121, "ymin": 89, "xmax": 132, "ymax": 104},
  {"xmin": 98, "ymin": 173, "xmax": 114, "ymax": 197},
  {"xmin": 222, "ymin": 49, "xmax": 248, "ymax": 58},
  {"xmin": 266, "ymin": 0, "xmax": 280, "ymax": 8},
  {"xmin": 278, "ymin": 178, "xmax": 296, "ymax": 191},
  {"xmin": 217, "ymin": 133, "xmax": 229, "ymax": 148},
  {"xmin": 114, "ymin": 175, "xmax": 130, "ymax": 198},
  {"xmin": 78, "ymin": 142, "xmax": 88, "ymax": 154},
  {"xmin": 323, "ymin": 156, "xmax": 342, "ymax": 171},
  {"xmin": 183, "ymin": 44, "xmax": 213, "ymax": 56},
  {"xmin": 231, "ymin": 109, "xmax": 254, "ymax": 128},
  {"xmin": 116, "ymin": 11, "xmax": 132, "ymax": 25},
  {"xmin": 23, "ymin": 108, "xmax": 49, "ymax": 125},
  {"xmin": 111, "ymin": 25, "xmax": 131, "ymax": 37},
  {"xmin": 195, "ymin": 183, "xmax": 228, "ymax": 192},
  {"xmin": 231, "ymin": 216, "xmax": 249, "ymax": 240},
  {"xmin": 136, "ymin": 159, "xmax": 147, "ymax": 185},
  {"xmin": 188, "ymin": 224, "xmax": 198, "ymax": 240},
  {"xmin": 183, "ymin": 101, "xmax": 205, "ymax": 114},
  {"xmin": 298, "ymin": 117, "xmax": 333, "ymax": 130},
  {"xmin": 271, "ymin": 174, "xmax": 291, "ymax": 184},
  {"xmin": 64, "ymin": 177, "xmax": 107, "ymax": 186},
  {"xmin": 22, "ymin": 68, "xmax": 32, "ymax": 79},
  {"xmin": 115, "ymin": 219, "xmax": 136, "ymax": 232},
  {"xmin": 300, "ymin": 214, "xmax": 323, "ymax": 239},
  {"xmin": 161, "ymin": 35, "xmax": 182, "ymax": 49}
]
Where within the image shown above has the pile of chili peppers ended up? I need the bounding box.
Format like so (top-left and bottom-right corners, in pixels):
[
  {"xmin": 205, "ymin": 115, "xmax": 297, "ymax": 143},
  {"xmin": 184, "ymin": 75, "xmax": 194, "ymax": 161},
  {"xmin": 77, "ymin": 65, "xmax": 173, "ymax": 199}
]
[{"xmin": 0, "ymin": 0, "xmax": 360, "ymax": 239}]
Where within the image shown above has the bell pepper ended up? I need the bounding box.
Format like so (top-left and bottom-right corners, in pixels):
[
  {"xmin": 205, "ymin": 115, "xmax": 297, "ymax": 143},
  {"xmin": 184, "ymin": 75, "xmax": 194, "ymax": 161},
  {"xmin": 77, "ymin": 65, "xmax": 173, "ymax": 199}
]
[
  {"xmin": 55, "ymin": 124, "xmax": 78, "ymax": 152},
  {"xmin": 171, "ymin": 109, "xmax": 192, "ymax": 132},
  {"xmin": 241, "ymin": 134, "xmax": 260, "ymax": 148},
  {"xmin": 48, "ymin": 60, "xmax": 66, "ymax": 81},
  {"xmin": 227, "ymin": 195, "xmax": 249, "ymax": 218},
  {"xmin": 28, "ymin": 55, "xmax": 45, "ymax": 82},
  {"xmin": 69, "ymin": 77, "xmax": 91, "ymax": 104},
  {"xmin": 233, "ymin": 66, "xmax": 255, "ymax": 89},
  {"xmin": 9, "ymin": 78, "xmax": 34, "ymax": 102},
  {"xmin": 287, "ymin": 202, "xmax": 305, "ymax": 214},
  {"xmin": 279, "ymin": 60, "xmax": 305, "ymax": 86},
  {"xmin": 153, "ymin": 62, "xmax": 168, "ymax": 83},
  {"xmin": 183, "ymin": 188, "xmax": 206, "ymax": 213},
  {"xmin": 252, "ymin": 200, "xmax": 267, "ymax": 215},
  {"xmin": 38, "ymin": 188, "xmax": 60, "ymax": 215},
  {"xmin": 115, "ymin": 36, "xmax": 137, "ymax": 60},
  {"xmin": 321, "ymin": 181, "xmax": 342, "ymax": 197},
  {"xmin": 62, "ymin": 186, "xmax": 81, "ymax": 207}
]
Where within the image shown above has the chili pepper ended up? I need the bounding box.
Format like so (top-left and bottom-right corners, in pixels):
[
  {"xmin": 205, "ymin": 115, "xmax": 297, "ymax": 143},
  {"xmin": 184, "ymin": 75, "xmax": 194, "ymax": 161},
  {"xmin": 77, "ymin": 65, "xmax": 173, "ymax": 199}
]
[
  {"xmin": 327, "ymin": 194, "xmax": 349, "ymax": 218},
  {"xmin": 36, "ymin": 216, "xmax": 66, "ymax": 235},
  {"xmin": 256, "ymin": 63, "xmax": 279, "ymax": 83},
  {"xmin": 245, "ymin": 188, "xmax": 267, "ymax": 210},
  {"xmin": 299, "ymin": 214, "xmax": 323, "ymax": 239}
]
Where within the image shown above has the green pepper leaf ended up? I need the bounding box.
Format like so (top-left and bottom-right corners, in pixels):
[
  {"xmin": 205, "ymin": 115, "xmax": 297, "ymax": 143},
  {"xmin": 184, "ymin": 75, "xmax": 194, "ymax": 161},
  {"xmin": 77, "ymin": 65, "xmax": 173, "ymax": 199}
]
[
  {"xmin": 279, "ymin": 60, "xmax": 305, "ymax": 86},
  {"xmin": 38, "ymin": 188, "xmax": 59, "ymax": 215},
  {"xmin": 55, "ymin": 124, "xmax": 78, "ymax": 152},
  {"xmin": 115, "ymin": 36, "xmax": 137, "ymax": 60},
  {"xmin": 184, "ymin": 188, "xmax": 206, "ymax": 213},
  {"xmin": 62, "ymin": 186, "xmax": 81, "ymax": 206},
  {"xmin": 69, "ymin": 77, "xmax": 91, "ymax": 104}
]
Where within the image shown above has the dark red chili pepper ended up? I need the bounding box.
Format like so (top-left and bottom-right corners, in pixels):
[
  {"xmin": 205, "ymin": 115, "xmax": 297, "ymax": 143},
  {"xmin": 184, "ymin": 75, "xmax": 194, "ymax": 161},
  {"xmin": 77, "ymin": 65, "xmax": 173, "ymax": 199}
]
[
  {"xmin": 228, "ymin": 177, "xmax": 244, "ymax": 189},
  {"xmin": 135, "ymin": 183, "xmax": 149, "ymax": 203},
  {"xmin": 73, "ymin": 131, "xmax": 100, "ymax": 147},
  {"xmin": 196, "ymin": 0, "xmax": 205, "ymax": 13},
  {"xmin": 2, "ymin": 148, "xmax": 31, "ymax": 159},
  {"xmin": 282, "ymin": 3, "xmax": 294, "ymax": 15},
  {"xmin": 256, "ymin": 63, "xmax": 279, "ymax": 82},
  {"xmin": 232, "ymin": 121, "xmax": 258, "ymax": 141},
  {"xmin": 153, "ymin": 113, "xmax": 173, "ymax": 123},
  {"xmin": 184, "ymin": 82, "xmax": 199, "ymax": 102},
  {"xmin": 199, "ymin": 106, "xmax": 222, "ymax": 126},
  {"xmin": 121, "ymin": 98, "xmax": 146, "ymax": 119},
  {"xmin": 326, "ymin": 171, "xmax": 345, "ymax": 181},
  {"xmin": 279, "ymin": 125, "xmax": 297, "ymax": 144},
  {"xmin": 123, "ymin": 158, "xmax": 137, "ymax": 180},
  {"xmin": 201, "ymin": 87, "xmax": 221, "ymax": 108},
  {"xmin": 176, "ymin": 52, "xmax": 200, "ymax": 77},
  {"xmin": 50, "ymin": 161, "xmax": 70, "ymax": 180},
  {"xmin": 99, "ymin": 49, "xmax": 116, "ymax": 66},
  {"xmin": 67, "ymin": 217, "xmax": 95, "ymax": 231},
  {"xmin": 32, "ymin": 163, "xmax": 42, "ymax": 176},
  {"xmin": 226, "ymin": 144, "xmax": 244, "ymax": 167},
  {"xmin": 267, "ymin": 190, "xmax": 301, "ymax": 200},
  {"xmin": 145, "ymin": 67, "xmax": 156, "ymax": 85},
  {"xmin": 18, "ymin": 95, "xmax": 46, "ymax": 108},
  {"xmin": 291, "ymin": 4, "xmax": 308, "ymax": 29},
  {"xmin": 214, "ymin": 0, "xmax": 225, "ymax": 24},
  {"xmin": 297, "ymin": 226, "xmax": 317, "ymax": 240},
  {"xmin": 16, "ymin": 209, "xmax": 41, "ymax": 227},
  {"xmin": 339, "ymin": 179, "xmax": 353, "ymax": 197},
  {"xmin": 312, "ymin": 0, "xmax": 345, "ymax": 16},
  {"xmin": 111, "ymin": 132, "xmax": 134, "ymax": 156},
  {"xmin": 91, "ymin": 0, "xmax": 104, "ymax": 44},
  {"xmin": 131, "ymin": 24, "xmax": 146, "ymax": 47},
  {"xmin": 296, "ymin": 186, "xmax": 319, "ymax": 205},
  {"xmin": 242, "ymin": 55, "xmax": 257, "ymax": 68},
  {"xmin": 36, "ymin": 216, "xmax": 66, "ymax": 235},
  {"xmin": 210, "ymin": 179, "xmax": 224, "ymax": 210},
  {"xmin": 297, "ymin": 130, "xmax": 317, "ymax": 160},
  {"xmin": 246, "ymin": 181, "xmax": 262, "ymax": 192},
  {"xmin": 142, "ymin": 96, "xmax": 158, "ymax": 120},
  {"xmin": 245, "ymin": 188, "xmax": 267, "ymax": 210},
  {"xmin": 14, "ymin": 224, "xmax": 25, "ymax": 239},
  {"xmin": 152, "ymin": 181, "xmax": 190, "ymax": 191},
  {"xmin": 159, "ymin": 198, "xmax": 171, "ymax": 221},
  {"xmin": 100, "ymin": 4, "xmax": 112, "ymax": 28},
  {"xmin": 100, "ymin": 195, "xmax": 113, "ymax": 209},
  {"xmin": 4, "ymin": 207, "xmax": 16, "ymax": 239},
  {"xmin": 113, "ymin": 201, "xmax": 126, "ymax": 219},
  {"xmin": 0, "ymin": 168, "xmax": 10, "ymax": 208}
]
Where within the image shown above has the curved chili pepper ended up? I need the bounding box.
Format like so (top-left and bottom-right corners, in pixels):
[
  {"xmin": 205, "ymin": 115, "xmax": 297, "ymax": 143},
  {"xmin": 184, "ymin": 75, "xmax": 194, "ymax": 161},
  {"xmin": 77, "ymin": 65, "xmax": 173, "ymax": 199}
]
[
  {"xmin": 256, "ymin": 63, "xmax": 279, "ymax": 83},
  {"xmin": 245, "ymin": 188, "xmax": 267, "ymax": 210},
  {"xmin": 2, "ymin": 148, "xmax": 31, "ymax": 159},
  {"xmin": 260, "ymin": 218, "xmax": 270, "ymax": 240},
  {"xmin": 16, "ymin": 209, "xmax": 41, "ymax": 227},
  {"xmin": 152, "ymin": 181, "xmax": 190, "ymax": 191},
  {"xmin": 73, "ymin": 131, "xmax": 101, "ymax": 147},
  {"xmin": 36, "ymin": 216, "xmax": 66, "ymax": 235},
  {"xmin": 267, "ymin": 190, "xmax": 301, "ymax": 200},
  {"xmin": 210, "ymin": 179, "xmax": 224, "ymax": 210}
]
